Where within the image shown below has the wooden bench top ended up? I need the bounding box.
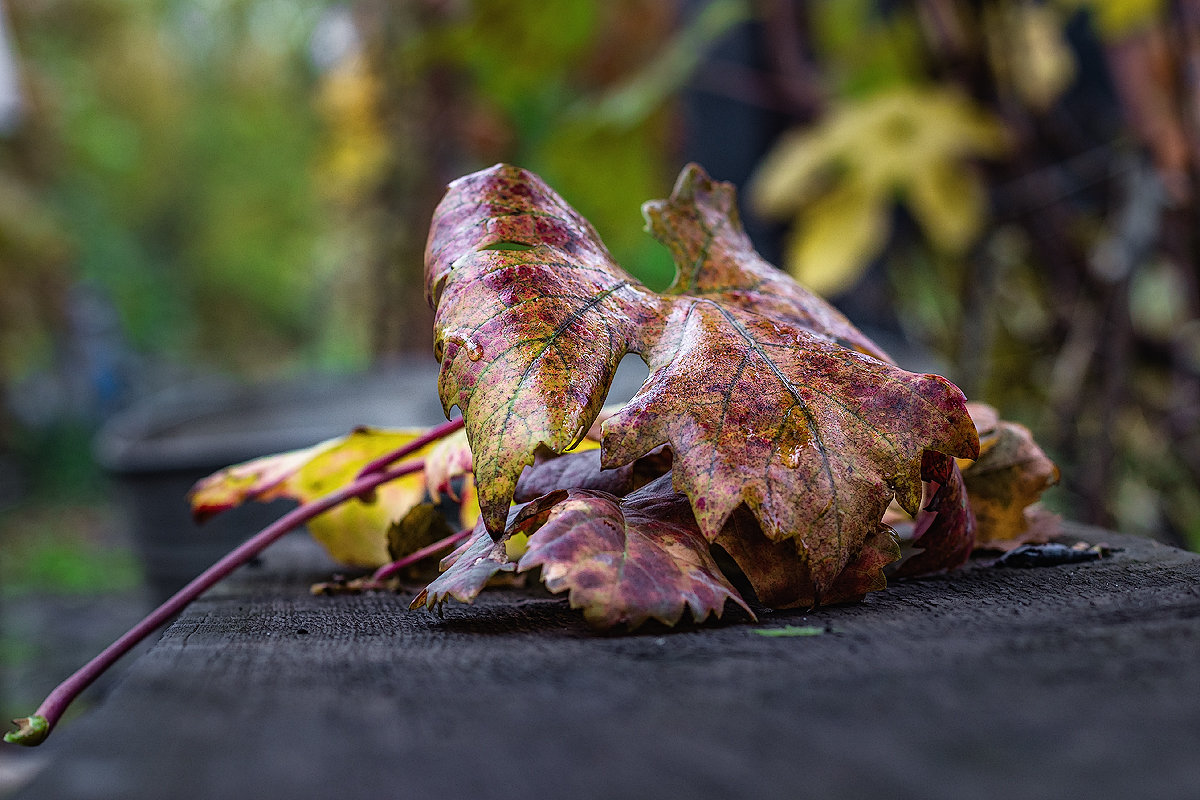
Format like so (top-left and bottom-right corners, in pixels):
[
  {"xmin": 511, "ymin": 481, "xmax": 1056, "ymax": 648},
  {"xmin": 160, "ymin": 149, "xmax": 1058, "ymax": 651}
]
[{"xmin": 13, "ymin": 523, "xmax": 1200, "ymax": 800}]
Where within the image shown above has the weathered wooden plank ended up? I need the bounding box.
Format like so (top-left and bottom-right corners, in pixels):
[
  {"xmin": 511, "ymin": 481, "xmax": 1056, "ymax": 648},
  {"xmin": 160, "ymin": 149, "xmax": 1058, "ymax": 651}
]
[{"xmin": 13, "ymin": 525, "xmax": 1200, "ymax": 800}]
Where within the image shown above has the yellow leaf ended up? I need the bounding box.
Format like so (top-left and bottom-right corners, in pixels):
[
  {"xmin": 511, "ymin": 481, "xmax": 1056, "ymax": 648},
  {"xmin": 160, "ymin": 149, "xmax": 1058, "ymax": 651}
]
[
  {"xmin": 906, "ymin": 160, "xmax": 987, "ymax": 254},
  {"xmin": 458, "ymin": 474, "xmax": 481, "ymax": 531},
  {"xmin": 748, "ymin": 126, "xmax": 841, "ymax": 217},
  {"xmin": 504, "ymin": 532, "xmax": 530, "ymax": 561},
  {"xmin": 1010, "ymin": 5, "xmax": 1077, "ymax": 109},
  {"xmin": 190, "ymin": 428, "xmax": 433, "ymax": 567},
  {"xmin": 784, "ymin": 180, "xmax": 890, "ymax": 296}
]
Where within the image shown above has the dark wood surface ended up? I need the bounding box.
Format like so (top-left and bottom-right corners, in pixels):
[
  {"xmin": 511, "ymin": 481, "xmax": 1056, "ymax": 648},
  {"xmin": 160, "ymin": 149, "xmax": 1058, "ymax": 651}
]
[{"xmin": 12, "ymin": 524, "xmax": 1200, "ymax": 800}]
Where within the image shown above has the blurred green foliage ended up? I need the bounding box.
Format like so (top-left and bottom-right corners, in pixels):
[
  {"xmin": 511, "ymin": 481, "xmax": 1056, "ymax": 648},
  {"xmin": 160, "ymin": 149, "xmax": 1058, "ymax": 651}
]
[{"xmin": 5, "ymin": 0, "xmax": 338, "ymax": 374}]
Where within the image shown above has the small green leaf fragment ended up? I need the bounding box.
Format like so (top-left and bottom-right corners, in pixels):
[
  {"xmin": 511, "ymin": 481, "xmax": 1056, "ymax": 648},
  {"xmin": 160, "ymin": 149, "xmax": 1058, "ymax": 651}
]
[
  {"xmin": 5, "ymin": 715, "xmax": 50, "ymax": 746},
  {"xmin": 753, "ymin": 625, "xmax": 826, "ymax": 637},
  {"xmin": 477, "ymin": 240, "xmax": 534, "ymax": 251}
]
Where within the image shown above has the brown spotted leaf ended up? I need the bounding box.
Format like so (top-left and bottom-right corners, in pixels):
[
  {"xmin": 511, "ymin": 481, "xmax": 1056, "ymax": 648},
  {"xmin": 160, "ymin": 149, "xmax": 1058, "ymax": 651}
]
[
  {"xmin": 643, "ymin": 163, "xmax": 891, "ymax": 361},
  {"xmin": 426, "ymin": 164, "xmax": 664, "ymax": 535},
  {"xmin": 426, "ymin": 162, "xmax": 979, "ymax": 608},
  {"xmin": 602, "ymin": 303, "xmax": 978, "ymax": 592},
  {"xmin": 961, "ymin": 402, "xmax": 1060, "ymax": 545},
  {"xmin": 511, "ymin": 475, "xmax": 752, "ymax": 629}
]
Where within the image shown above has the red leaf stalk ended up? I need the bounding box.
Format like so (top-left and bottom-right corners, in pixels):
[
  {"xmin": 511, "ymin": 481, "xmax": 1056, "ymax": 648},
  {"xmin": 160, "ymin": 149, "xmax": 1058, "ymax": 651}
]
[
  {"xmin": 4, "ymin": 458, "xmax": 427, "ymax": 747},
  {"xmin": 356, "ymin": 416, "xmax": 464, "ymax": 479}
]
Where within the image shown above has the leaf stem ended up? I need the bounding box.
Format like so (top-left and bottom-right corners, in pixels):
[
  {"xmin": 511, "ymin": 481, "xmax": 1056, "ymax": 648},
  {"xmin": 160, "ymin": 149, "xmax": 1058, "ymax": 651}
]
[
  {"xmin": 356, "ymin": 416, "xmax": 464, "ymax": 479},
  {"xmin": 370, "ymin": 526, "xmax": 473, "ymax": 582},
  {"xmin": 4, "ymin": 457, "xmax": 427, "ymax": 747}
]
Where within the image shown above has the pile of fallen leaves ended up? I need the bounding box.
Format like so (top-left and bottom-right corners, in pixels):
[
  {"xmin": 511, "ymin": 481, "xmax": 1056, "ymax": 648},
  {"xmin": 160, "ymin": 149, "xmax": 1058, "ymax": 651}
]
[{"xmin": 192, "ymin": 163, "xmax": 1057, "ymax": 629}]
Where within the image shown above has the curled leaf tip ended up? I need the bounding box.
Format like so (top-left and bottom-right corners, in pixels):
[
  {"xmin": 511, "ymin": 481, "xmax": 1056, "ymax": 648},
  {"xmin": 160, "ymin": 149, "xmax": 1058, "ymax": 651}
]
[{"xmin": 5, "ymin": 715, "xmax": 50, "ymax": 747}]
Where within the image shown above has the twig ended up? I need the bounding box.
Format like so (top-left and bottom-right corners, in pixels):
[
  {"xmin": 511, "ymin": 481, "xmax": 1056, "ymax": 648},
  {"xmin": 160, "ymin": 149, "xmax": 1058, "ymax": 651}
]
[
  {"xmin": 356, "ymin": 416, "xmax": 464, "ymax": 479},
  {"xmin": 4, "ymin": 457, "xmax": 427, "ymax": 747},
  {"xmin": 370, "ymin": 526, "xmax": 473, "ymax": 582}
]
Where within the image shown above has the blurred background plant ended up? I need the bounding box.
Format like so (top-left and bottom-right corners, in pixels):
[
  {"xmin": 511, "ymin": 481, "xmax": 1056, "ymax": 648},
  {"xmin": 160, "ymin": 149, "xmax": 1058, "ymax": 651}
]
[{"xmin": 0, "ymin": 0, "xmax": 1197, "ymax": 582}]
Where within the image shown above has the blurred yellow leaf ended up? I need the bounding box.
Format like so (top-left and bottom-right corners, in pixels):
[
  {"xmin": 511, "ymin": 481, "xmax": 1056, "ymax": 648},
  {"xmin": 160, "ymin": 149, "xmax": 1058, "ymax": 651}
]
[
  {"xmin": 1060, "ymin": 0, "xmax": 1165, "ymax": 37},
  {"xmin": 906, "ymin": 160, "xmax": 987, "ymax": 254},
  {"xmin": 988, "ymin": 4, "xmax": 1077, "ymax": 110},
  {"xmin": 751, "ymin": 87, "xmax": 1007, "ymax": 292},
  {"xmin": 784, "ymin": 180, "xmax": 889, "ymax": 296},
  {"xmin": 314, "ymin": 54, "xmax": 391, "ymax": 203}
]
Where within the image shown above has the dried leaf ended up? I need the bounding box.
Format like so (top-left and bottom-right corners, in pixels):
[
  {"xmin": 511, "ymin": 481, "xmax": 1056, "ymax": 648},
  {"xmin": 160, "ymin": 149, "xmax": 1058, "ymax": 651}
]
[
  {"xmin": 513, "ymin": 448, "xmax": 637, "ymax": 502},
  {"xmin": 715, "ymin": 507, "xmax": 900, "ymax": 607},
  {"xmin": 512, "ymin": 445, "xmax": 671, "ymax": 502},
  {"xmin": 602, "ymin": 305, "xmax": 977, "ymax": 592},
  {"xmin": 891, "ymin": 451, "xmax": 976, "ymax": 577},
  {"xmin": 424, "ymin": 428, "xmax": 474, "ymax": 503},
  {"xmin": 425, "ymin": 164, "xmax": 663, "ymax": 535},
  {"xmin": 387, "ymin": 503, "xmax": 455, "ymax": 563},
  {"xmin": 961, "ymin": 403, "xmax": 1060, "ymax": 544},
  {"xmin": 642, "ymin": 164, "xmax": 890, "ymax": 360},
  {"xmin": 425, "ymin": 163, "xmax": 979, "ymax": 620},
  {"xmin": 189, "ymin": 428, "xmax": 429, "ymax": 566},
  {"xmin": 511, "ymin": 476, "xmax": 753, "ymax": 629},
  {"xmin": 410, "ymin": 518, "xmax": 518, "ymax": 610}
]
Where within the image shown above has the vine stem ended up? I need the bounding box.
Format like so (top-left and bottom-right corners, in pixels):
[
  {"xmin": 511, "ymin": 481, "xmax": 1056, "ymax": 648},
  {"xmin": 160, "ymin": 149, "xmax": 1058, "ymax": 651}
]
[
  {"xmin": 5, "ymin": 457, "xmax": 427, "ymax": 747},
  {"xmin": 357, "ymin": 416, "xmax": 464, "ymax": 479},
  {"xmin": 370, "ymin": 526, "xmax": 473, "ymax": 583}
]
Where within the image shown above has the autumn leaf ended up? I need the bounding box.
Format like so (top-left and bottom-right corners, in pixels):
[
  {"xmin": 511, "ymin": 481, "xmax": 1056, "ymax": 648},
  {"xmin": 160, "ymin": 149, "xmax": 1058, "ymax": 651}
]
[
  {"xmin": 189, "ymin": 427, "xmax": 431, "ymax": 567},
  {"xmin": 387, "ymin": 503, "xmax": 455, "ymax": 564},
  {"xmin": 512, "ymin": 475, "xmax": 753, "ymax": 628},
  {"xmin": 426, "ymin": 162, "xmax": 979, "ymax": 604},
  {"xmin": 425, "ymin": 164, "xmax": 664, "ymax": 536},
  {"xmin": 891, "ymin": 451, "xmax": 976, "ymax": 578},
  {"xmin": 512, "ymin": 445, "xmax": 671, "ymax": 502},
  {"xmin": 415, "ymin": 476, "xmax": 752, "ymax": 629},
  {"xmin": 640, "ymin": 163, "xmax": 890, "ymax": 360},
  {"xmin": 961, "ymin": 402, "xmax": 1060, "ymax": 546},
  {"xmin": 714, "ymin": 506, "xmax": 901, "ymax": 608},
  {"xmin": 409, "ymin": 516, "xmax": 519, "ymax": 610},
  {"xmin": 424, "ymin": 428, "xmax": 474, "ymax": 503}
]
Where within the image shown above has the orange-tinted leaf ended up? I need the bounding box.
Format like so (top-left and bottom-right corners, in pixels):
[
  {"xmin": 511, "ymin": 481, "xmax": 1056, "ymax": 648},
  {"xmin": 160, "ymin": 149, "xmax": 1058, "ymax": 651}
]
[
  {"xmin": 425, "ymin": 164, "xmax": 664, "ymax": 535},
  {"xmin": 426, "ymin": 163, "xmax": 979, "ymax": 612},
  {"xmin": 189, "ymin": 427, "xmax": 430, "ymax": 567},
  {"xmin": 961, "ymin": 403, "xmax": 1060, "ymax": 545},
  {"xmin": 643, "ymin": 164, "xmax": 891, "ymax": 361},
  {"xmin": 512, "ymin": 476, "xmax": 752, "ymax": 629},
  {"xmin": 602, "ymin": 305, "xmax": 978, "ymax": 592}
]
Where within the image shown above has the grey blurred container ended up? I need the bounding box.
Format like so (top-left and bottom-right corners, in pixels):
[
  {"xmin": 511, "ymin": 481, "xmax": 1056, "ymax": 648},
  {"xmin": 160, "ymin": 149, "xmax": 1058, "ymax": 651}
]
[{"xmin": 94, "ymin": 362, "xmax": 447, "ymax": 602}]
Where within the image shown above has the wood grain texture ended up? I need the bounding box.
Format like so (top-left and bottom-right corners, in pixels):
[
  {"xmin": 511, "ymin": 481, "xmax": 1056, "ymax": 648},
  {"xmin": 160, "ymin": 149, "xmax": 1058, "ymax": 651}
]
[{"xmin": 15, "ymin": 525, "xmax": 1200, "ymax": 800}]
